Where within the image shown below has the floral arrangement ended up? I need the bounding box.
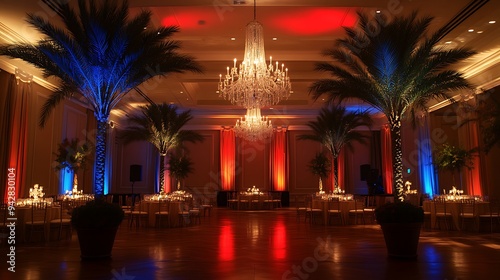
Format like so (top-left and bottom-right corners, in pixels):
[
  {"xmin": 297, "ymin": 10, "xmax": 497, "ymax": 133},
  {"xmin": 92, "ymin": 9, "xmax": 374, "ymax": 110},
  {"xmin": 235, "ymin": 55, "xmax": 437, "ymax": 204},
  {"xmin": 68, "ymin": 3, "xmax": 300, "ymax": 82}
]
[
  {"xmin": 54, "ymin": 138, "xmax": 91, "ymax": 172},
  {"xmin": 308, "ymin": 152, "xmax": 331, "ymax": 178},
  {"xmin": 434, "ymin": 144, "xmax": 475, "ymax": 173}
]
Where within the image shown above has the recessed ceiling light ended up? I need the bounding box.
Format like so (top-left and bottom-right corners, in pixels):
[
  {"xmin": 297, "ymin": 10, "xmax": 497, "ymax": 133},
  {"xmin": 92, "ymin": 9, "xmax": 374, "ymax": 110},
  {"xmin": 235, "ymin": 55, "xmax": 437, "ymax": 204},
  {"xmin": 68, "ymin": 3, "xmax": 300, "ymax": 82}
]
[
  {"xmin": 489, "ymin": 20, "xmax": 496, "ymax": 24},
  {"xmin": 376, "ymin": 10, "xmax": 381, "ymax": 14},
  {"xmin": 272, "ymin": 37, "xmax": 277, "ymax": 41},
  {"xmin": 468, "ymin": 29, "xmax": 474, "ymax": 32},
  {"xmin": 180, "ymin": 91, "xmax": 183, "ymax": 94},
  {"xmin": 477, "ymin": 30, "xmax": 483, "ymax": 34},
  {"xmin": 230, "ymin": 37, "xmax": 236, "ymax": 41},
  {"xmin": 445, "ymin": 41, "xmax": 452, "ymax": 44}
]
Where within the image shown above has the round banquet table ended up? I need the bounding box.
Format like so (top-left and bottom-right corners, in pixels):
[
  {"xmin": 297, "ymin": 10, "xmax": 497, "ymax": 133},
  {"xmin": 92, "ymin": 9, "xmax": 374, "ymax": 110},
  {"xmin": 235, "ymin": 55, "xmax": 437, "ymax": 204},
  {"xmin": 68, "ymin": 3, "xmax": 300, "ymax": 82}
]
[
  {"xmin": 15, "ymin": 206, "xmax": 60, "ymax": 242},
  {"xmin": 141, "ymin": 201, "xmax": 181, "ymax": 227},
  {"xmin": 312, "ymin": 199, "xmax": 356, "ymax": 225},
  {"xmin": 422, "ymin": 200, "xmax": 490, "ymax": 230}
]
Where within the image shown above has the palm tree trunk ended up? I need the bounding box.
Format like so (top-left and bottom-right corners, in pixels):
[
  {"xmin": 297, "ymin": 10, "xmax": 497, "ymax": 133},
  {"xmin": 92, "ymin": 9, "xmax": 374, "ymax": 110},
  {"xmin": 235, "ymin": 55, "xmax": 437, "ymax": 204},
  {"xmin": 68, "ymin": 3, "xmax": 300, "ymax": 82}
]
[
  {"xmin": 94, "ymin": 120, "xmax": 108, "ymax": 196},
  {"xmin": 333, "ymin": 156, "xmax": 339, "ymax": 189},
  {"xmin": 159, "ymin": 154, "xmax": 165, "ymax": 193},
  {"xmin": 390, "ymin": 121, "xmax": 404, "ymax": 202}
]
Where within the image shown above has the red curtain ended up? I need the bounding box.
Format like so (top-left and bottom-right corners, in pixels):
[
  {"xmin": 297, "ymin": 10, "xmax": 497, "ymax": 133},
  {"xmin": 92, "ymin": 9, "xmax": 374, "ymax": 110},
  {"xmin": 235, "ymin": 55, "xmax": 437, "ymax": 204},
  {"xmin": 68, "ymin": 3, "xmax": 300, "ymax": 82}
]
[
  {"xmin": 381, "ymin": 125, "xmax": 393, "ymax": 194},
  {"xmin": 2, "ymin": 75, "xmax": 31, "ymax": 202},
  {"xmin": 270, "ymin": 128, "xmax": 287, "ymax": 191},
  {"xmin": 462, "ymin": 121, "xmax": 483, "ymax": 196},
  {"xmin": 220, "ymin": 129, "xmax": 235, "ymax": 191},
  {"xmin": 337, "ymin": 148, "xmax": 345, "ymax": 191}
]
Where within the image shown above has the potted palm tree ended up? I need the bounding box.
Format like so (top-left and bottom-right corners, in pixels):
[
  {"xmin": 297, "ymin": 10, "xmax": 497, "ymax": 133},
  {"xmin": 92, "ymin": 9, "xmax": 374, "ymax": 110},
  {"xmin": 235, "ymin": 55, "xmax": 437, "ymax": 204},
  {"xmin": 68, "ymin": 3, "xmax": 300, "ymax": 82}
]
[
  {"xmin": 120, "ymin": 103, "xmax": 203, "ymax": 193},
  {"xmin": 310, "ymin": 11, "xmax": 475, "ymax": 202},
  {"xmin": 299, "ymin": 104, "xmax": 372, "ymax": 190},
  {"xmin": 0, "ymin": 0, "xmax": 201, "ymax": 196},
  {"xmin": 71, "ymin": 199, "xmax": 124, "ymax": 260},
  {"xmin": 375, "ymin": 202, "xmax": 424, "ymax": 259}
]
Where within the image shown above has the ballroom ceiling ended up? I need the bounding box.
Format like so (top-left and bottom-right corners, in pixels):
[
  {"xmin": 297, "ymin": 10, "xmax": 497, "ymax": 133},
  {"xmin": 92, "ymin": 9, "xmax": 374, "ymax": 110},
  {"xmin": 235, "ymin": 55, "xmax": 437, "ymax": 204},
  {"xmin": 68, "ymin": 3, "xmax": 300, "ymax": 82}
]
[{"xmin": 1, "ymin": 0, "xmax": 500, "ymax": 129}]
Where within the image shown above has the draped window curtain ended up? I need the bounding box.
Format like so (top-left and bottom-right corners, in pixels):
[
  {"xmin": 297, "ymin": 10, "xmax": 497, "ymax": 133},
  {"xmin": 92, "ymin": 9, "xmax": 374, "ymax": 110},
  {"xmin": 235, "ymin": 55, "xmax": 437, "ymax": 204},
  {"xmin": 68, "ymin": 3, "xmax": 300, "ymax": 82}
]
[
  {"xmin": 381, "ymin": 125, "xmax": 393, "ymax": 194},
  {"xmin": 1, "ymin": 72, "xmax": 32, "ymax": 202},
  {"xmin": 270, "ymin": 128, "xmax": 287, "ymax": 191},
  {"xmin": 417, "ymin": 114, "xmax": 438, "ymax": 197},
  {"xmin": 220, "ymin": 129, "xmax": 235, "ymax": 191}
]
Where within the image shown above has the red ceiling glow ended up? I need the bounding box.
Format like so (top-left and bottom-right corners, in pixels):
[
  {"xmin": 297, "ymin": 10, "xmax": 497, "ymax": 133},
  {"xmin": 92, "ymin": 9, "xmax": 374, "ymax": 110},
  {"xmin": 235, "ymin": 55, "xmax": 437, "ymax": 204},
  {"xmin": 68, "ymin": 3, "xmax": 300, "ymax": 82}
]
[
  {"xmin": 161, "ymin": 9, "xmax": 219, "ymax": 30},
  {"xmin": 271, "ymin": 8, "xmax": 357, "ymax": 35}
]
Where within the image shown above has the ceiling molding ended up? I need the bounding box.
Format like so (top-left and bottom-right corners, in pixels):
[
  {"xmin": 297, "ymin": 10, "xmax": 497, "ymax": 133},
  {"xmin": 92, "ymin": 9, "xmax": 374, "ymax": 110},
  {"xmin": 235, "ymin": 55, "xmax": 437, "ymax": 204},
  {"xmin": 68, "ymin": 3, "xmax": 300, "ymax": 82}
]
[
  {"xmin": 0, "ymin": 21, "xmax": 29, "ymax": 44},
  {"xmin": 0, "ymin": 59, "xmax": 58, "ymax": 92}
]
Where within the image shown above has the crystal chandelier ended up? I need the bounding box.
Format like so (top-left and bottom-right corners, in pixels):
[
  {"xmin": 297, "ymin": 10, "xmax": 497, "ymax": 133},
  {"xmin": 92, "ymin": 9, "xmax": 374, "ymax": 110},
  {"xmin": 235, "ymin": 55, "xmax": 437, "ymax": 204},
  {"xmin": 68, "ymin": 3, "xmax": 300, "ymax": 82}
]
[
  {"xmin": 217, "ymin": 0, "xmax": 291, "ymax": 109},
  {"xmin": 234, "ymin": 108, "xmax": 273, "ymax": 141}
]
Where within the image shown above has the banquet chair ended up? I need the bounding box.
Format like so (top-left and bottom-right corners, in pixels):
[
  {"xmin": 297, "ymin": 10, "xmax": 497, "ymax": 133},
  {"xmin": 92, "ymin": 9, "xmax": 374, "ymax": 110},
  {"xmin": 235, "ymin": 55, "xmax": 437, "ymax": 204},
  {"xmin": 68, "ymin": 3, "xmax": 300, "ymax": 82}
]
[
  {"xmin": 49, "ymin": 200, "xmax": 72, "ymax": 240},
  {"xmin": 479, "ymin": 200, "xmax": 500, "ymax": 233},
  {"xmin": 26, "ymin": 202, "xmax": 48, "ymax": 242},
  {"xmin": 238, "ymin": 195, "xmax": 250, "ymax": 210},
  {"xmin": 327, "ymin": 198, "xmax": 343, "ymax": 225},
  {"xmin": 363, "ymin": 196, "xmax": 377, "ymax": 224},
  {"xmin": 129, "ymin": 199, "xmax": 148, "ymax": 228},
  {"xmin": 154, "ymin": 200, "xmax": 170, "ymax": 228},
  {"xmin": 272, "ymin": 192, "xmax": 282, "ymax": 209},
  {"xmin": 263, "ymin": 193, "xmax": 274, "ymax": 210},
  {"xmin": 349, "ymin": 198, "xmax": 365, "ymax": 225},
  {"xmin": 227, "ymin": 192, "xmax": 238, "ymax": 210},
  {"xmin": 422, "ymin": 198, "xmax": 432, "ymax": 230},
  {"xmin": 250, "ymin": 195, "xmax": 261, "ymax": 210},
  {"xmin": 434, "ymin": 198, "xmax": 452, "ymax": 230},
  {"xmin": 459, "ymin": 199, "xmax": 477, "ymax": 231},
  {"xmin": 295, "ymin": 195, "xmax": 309, "ymax": 222},
  {"xmin": 189, "ymin": 200, "xmax": 201, "ymax": 224},
  {"xmin": 178, "ymin": 202, "xmax": 191, "ymax": 227},
  {"xmin": 305, "ymin": 196, "xmax": 322, "ymax": 225},
  {"xmin": 199, "ymin": 197, "xmax": 214, "ymax": 216}
]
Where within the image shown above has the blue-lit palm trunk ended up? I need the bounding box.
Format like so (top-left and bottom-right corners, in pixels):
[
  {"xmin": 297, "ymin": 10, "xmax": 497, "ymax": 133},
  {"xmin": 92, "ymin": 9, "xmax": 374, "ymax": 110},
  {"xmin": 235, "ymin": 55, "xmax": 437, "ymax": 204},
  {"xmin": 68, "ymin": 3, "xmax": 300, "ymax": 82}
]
[
  {"xmin": 94, "ymin": 120, "xmax": 108, "ymax": 196},
  {"xmin": 389, "ymin": 119, "xmax": 404, "ymax": 202}
]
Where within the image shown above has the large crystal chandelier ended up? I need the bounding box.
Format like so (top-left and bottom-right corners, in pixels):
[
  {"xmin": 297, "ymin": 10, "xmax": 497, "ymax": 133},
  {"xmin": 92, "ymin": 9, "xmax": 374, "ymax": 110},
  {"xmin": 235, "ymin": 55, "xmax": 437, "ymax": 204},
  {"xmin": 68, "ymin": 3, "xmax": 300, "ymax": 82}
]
[
  {"xmin": 234, "ymin": 108, "xmax": 273, "ymax": 141},
  {"xmin": 217, "ymin": 0, "xmax": 291, "ymax": 109}
]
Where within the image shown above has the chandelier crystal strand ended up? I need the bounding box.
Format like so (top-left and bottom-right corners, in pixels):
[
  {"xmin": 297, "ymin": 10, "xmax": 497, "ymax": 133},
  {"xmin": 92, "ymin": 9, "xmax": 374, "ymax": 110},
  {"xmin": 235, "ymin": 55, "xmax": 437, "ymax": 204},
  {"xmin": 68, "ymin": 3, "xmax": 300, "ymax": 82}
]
[
  {"xmin": 234, "ymin": 108, "xmax": 273, "ymax": 141},
  {"xmin": 217, "ymin": 3, "xmax": 291, "ymax": 109}
]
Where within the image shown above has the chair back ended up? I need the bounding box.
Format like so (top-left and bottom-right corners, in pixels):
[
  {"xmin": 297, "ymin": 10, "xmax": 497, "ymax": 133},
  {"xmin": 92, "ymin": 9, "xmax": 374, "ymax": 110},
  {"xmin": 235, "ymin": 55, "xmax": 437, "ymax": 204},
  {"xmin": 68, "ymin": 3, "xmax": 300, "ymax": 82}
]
[
  {"xmin": 459, "ymin": 199, "xmax": 475, "ymax": 218},
  {"xmin": 328, "ymin": 199, "xmax": 341, "ymax": 212},
  {"xmin": 434, "ymin": 197, "xmax": 448, "ymax": 214},
  {"xmin": 354, "ymin": 198, "xmax": 365, "ymax": 210},
  {"xmin": 31, "ymin": 202, "xmax": 48, "ymax": 224}
]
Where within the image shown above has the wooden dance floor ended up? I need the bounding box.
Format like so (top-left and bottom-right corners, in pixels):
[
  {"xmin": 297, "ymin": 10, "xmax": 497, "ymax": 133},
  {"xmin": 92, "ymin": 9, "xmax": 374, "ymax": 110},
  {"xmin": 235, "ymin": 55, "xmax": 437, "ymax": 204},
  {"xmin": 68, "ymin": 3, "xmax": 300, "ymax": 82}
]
[{"xmin": 3, "ymin": 208, "xmax": 500, "ymax": 279}]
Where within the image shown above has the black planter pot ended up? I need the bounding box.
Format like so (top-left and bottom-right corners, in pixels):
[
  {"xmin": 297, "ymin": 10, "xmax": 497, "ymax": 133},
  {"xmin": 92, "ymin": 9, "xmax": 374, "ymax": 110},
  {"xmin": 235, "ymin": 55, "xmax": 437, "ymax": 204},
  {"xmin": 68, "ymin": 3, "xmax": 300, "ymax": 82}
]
[
  {"xmin": 380, "ymin": 222, "xmax": 422, "ymax": 260},
  {"xmin": 76, "ymin": 227, "xmax": 119, "ymax": 260}
]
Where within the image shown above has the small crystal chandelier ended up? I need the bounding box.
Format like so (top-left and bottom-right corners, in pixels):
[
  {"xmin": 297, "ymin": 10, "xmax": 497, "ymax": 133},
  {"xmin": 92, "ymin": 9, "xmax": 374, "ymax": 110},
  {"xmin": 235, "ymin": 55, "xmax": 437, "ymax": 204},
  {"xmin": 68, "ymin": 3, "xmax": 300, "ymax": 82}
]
[
  {"xmin": 234, "ymin": 108, "xmax": 273, "ymax": 141},
  {"xmin": 217, "ymin": 0, "xmax": 291, "ymax": 109}
]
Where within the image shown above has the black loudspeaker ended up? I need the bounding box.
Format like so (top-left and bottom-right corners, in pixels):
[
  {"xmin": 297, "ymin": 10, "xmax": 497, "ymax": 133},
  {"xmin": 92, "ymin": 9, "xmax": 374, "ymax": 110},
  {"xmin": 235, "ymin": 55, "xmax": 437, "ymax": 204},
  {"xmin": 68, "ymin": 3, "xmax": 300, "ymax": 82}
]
[
  {"xmin": 360, "ymin": 164, "xmax": 371, "ymax": 181},
  {"xmin": 130, "ymin": 165, "xmax": 142, "ymax": 182}
]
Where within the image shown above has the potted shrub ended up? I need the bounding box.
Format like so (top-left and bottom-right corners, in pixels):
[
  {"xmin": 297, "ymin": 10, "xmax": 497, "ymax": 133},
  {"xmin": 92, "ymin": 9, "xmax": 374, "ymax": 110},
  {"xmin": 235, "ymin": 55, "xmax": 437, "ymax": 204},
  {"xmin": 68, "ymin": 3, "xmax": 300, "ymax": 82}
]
[
  {"xmin": 375, "ymin": 202, "xmax": 424, "ymax": 260},
  {"xmin": 71, "ymin": 199, "xmax": 124, "ymax": 260}
]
